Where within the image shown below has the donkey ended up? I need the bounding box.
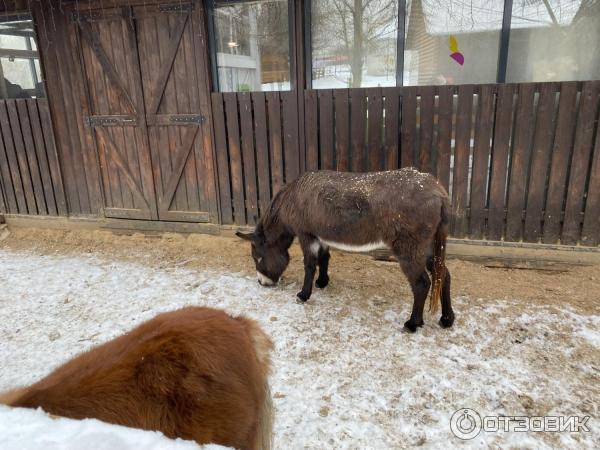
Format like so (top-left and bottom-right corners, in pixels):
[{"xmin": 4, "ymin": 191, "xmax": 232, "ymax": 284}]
[
  {"xmin": 237, "ymin": 168, "xmax": 454, "ymax": 332},
  {"xmin": 0, "ymin": 307, "xmax": 274, "ymax": 450}
]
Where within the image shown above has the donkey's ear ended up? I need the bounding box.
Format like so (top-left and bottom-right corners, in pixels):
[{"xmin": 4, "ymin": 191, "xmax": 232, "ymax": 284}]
[{"xmin": 236, "ymin": 231, "xmax": 256, "ymax": 242}]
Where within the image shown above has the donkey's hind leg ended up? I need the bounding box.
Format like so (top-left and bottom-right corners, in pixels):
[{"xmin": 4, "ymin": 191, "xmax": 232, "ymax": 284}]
[
  {"xmin": 426, "ymin": 257, "xmax": 455, "ymax": 328},
  {"xmin": 315, "ymin": 246, "xmax": 330, "ymax": 289},
  {"xmin": 397, "ymin": 253, "xmax": 430, "ymax": 332}
]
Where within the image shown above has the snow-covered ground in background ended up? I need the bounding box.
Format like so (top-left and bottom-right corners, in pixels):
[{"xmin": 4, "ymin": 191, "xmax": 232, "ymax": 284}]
[
  {"xmin": 0, "ymin": 406, "xmax": 229, "ymax": 450},
  {"xmin": 0, "ymin": 248, "xmax": 598, "ymax": 449}
]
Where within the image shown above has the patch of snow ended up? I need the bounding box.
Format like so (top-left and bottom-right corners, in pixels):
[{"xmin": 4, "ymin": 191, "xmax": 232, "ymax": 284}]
[{"xmin": 0, "ymin": 405, "xmax": 229, "ymax": 450}]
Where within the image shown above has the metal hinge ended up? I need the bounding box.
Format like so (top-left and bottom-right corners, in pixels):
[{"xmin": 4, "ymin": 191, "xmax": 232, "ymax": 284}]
[
  {"xmin": 70, "ymin": 11, "xmax": 106, "ymax": 23},
  {"xmin": 169, "ymin": 115, "xmax": 204, "ymax": 124},
  {"xmin": 159, "ymin": 2, "xmax": 195, "ymax": 13},
  {"xmin": 85, "ymin": 116, "xmax": 137, "ymax": 127}
]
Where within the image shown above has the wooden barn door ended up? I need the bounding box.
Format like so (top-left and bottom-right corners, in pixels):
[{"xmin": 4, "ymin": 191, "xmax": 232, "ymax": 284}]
[
  {"xmin": 75, "ymin": 1, "xmax": 214, "ymax": 222},
  {"xmin": 76, "ymin": 8, "xmax": 158, "ymax": 220},
  {"xmin": 134, "ymin": 3, "xmax": 210, "ymax": 222}
]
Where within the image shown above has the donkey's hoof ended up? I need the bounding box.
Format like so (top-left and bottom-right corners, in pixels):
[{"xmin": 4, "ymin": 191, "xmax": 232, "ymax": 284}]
[
  {"xmin": 315, "ymin": 276, "xmax": 329, "ymax": 289},
  {"xmin": 296, "ymin": 291, "xmax": 310, "ymax": 303},
  {"xmin": 404, "ymin": 319, "xmax": 424, "ymax": 333},
  {"xmin": 439, "ymin": 314, "xmax": 455, "ymax": 328}
]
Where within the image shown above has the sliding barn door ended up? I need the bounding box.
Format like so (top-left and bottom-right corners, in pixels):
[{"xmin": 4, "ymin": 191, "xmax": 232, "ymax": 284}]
[
  {"xmin": 75, "ymin": 2, "xmax": 215, "ymax": 222},
  {"xmin": 135, "ymin": 3, "xmax": 211, "ymax": 222},
  {"xmin": 77, "ymin": 8, "xmax": 158, "ymax": 220}
]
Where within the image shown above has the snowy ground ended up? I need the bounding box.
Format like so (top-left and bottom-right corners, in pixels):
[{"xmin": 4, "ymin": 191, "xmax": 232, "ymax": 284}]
[
  {"xmin": 0, "ymin": 243, "xmax": 598, "ymax": 449},
  {"xmin": 0, "ymin": 406, "xmax": 228, "ymax": 450}
]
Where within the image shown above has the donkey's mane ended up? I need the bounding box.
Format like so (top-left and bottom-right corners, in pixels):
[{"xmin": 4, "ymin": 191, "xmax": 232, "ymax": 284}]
[{"xmin": 259, "ymin": 186, "xmax": 290, "ymax": 234}]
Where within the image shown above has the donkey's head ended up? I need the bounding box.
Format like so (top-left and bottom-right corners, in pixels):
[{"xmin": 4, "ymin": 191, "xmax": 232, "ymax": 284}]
[{"xmin": 236, "ymin": 225, "xmax": 291, "ymax": 287}]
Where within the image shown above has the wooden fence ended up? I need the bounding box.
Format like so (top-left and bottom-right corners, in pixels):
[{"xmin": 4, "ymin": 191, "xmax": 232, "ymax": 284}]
[
  {"xmin": 0, "ymin": 98, "xmax": 66, "ymax": 217},
  {"xmin": 211, "ymin": 91, "xmax": 301, "ymax": 226},
  {"xmin": 213, "ymin": 81, "xmax": 600, "ymax": 246}
]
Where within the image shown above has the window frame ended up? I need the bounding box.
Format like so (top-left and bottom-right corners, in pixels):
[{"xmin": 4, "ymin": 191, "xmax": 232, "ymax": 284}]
[
  {"xmin": 206, "ymin": 0, "xmax": 297, "ymax": 93},
  {"xmin": 0, "ymin": 11, "xmax": 46, "ymax": 98}
]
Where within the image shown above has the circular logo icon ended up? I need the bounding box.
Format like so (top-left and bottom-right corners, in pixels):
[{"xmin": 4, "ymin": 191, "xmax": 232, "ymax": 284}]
[{"xmin": 450, "ymin": 408, "xmax": 482, "ymax": 440}]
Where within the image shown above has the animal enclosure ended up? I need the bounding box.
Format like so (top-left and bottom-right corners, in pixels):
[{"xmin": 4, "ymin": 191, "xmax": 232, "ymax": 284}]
[{"xmin": 0, "ymin": 1, "xmax": 598, "ymax": 248}]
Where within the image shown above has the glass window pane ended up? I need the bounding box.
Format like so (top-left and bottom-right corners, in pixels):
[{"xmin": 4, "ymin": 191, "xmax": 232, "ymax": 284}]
[
  {"xmin": 404, "ymin": 0, "xmax": 503, "ymax": 85},
  {"xmin": 312, "ymin": 0, "xmax": 399, "ymax": 89},
  {"xmin": 507, "ymin": 1, "xmax": 600, "ymax": 83},
  {"xmin": 0, "ymin": 14, "xmax": 45, "ymax": 98},
  {"xmin": 213, "ymin": 0, "xmax": 291, "ymax": 92}
]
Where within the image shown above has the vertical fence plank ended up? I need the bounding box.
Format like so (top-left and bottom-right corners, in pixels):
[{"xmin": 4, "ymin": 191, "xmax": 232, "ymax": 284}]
[
  {"xmin": 319, "ymin": 89, "xmax": 335, "ymax": 170},
  {"xmin": 505, "ymin": 84, "xmax": 535, "ymax": 241},
  {"xmin": 384, "ymin": 89, "xmax": 400, "ymax": 170},
  {"xmin": 487, "ymin": 84, "xmax": 515, "ymax": 241},
  {"xmin": 0, "ymin": 173, "xmax": 5, "ymax": 213},
  {"xmin": 581, "ymin": 118, "xmax": 600, "ymax": 246},
  {"xmin": 0, "ymin": 108, "xmax": 18, "ymax": 213},
  {"xmin": 224, "ymin": 93, "xmax": 245, "ymax": 225},
  {"xmin": 305, "ymin": 90, "xmax": 318, "ymax": 171},
  {"xmin": 469, "ymin": 85, "xmax": 496, "ymax": 239},
  {"xmin": 334, "ymin": 89, "xmax": 350, "ymax": 171},
  {"xmin": 400, "ymin": 87, "xmax": 416, "ymax": 168},
  {"xmin": 252, "ymin": 92, "xmax": 271, "ymax": 215},
  {"xmin": 523, "ymin": 83, "xmax": 558, "ymax": 242},
  {"xmin": 16, "ymin": 99, "xmax": 47, "ymax": 215},
  {"xmin": 367, "ymin": 87, "xmax": 383, "ymax": 171},
  {"xmin": 239, "ymin": 92, "xmax": 258, "ymax": 225},
  {"xmin": 417, "ymin": 86, "xmax": 434, "ymax": 173},
  {"xmin": 451, "ymin": 85, "xmax": 474, "ymax": 238},
  {"xmin": 211, "ymin": 93, "xmax": 233, "ymax": 224},
  {"xmin": 436, "ymin": 86, "xmax": 453, "ymax": 190},
  {"xmin": 542, "ymin": 82, "xmax": 579, "ymax": 244},
  {"xmin": 266, "ymin": 92, "xmax": 284, "ymax": 194},
  {"xmin": 350, "ymin": 89, "xmax": 366, "ymax": 171},
  {"xmin": 38, "ymin": 99, "xmax": 67, "ymax": 216},
  {"xmin": 5, "ymin": 100, "xmax": 37, "ymax": 214},
  {"xmin": 27, "ymin": 99, "xmax": 58, "ymax": 216},
  {"xmin": 561, "ymin": 81, "xmax": 600, "ymax": 245},
  {"xmin": 282, "ymin": 91, "xmax": 300, "ymax": 182}
]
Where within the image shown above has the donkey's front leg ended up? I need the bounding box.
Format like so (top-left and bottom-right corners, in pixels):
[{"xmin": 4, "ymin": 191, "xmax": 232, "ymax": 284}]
[
  {"xmin": 297, "ymin": 235, "xmax": 319, "ymax": 302},
  {"xmin": 315, "ymin": 246, "xmax": 330, "ymax": 289}
]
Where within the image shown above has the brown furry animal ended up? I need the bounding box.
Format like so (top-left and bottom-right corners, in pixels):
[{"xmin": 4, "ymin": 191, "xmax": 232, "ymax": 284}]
[
  {"xmin": 237, "ymin": 168, "xmax": 454, "ymax": 332},
  {"xmin": 0, "ymin": 307, "xmax": 274, "ymax": 450}
]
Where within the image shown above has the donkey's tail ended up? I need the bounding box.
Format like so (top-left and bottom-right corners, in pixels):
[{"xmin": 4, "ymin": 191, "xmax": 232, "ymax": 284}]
[{"xmin": 430, "ymin": 201, "xmax": 449, "ymax": 314}]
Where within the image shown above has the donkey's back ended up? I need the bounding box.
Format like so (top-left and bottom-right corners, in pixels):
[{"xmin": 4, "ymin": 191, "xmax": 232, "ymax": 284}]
[{"xmin": 284, "ymin": 168, "xmax": 449, "ymax": 245}]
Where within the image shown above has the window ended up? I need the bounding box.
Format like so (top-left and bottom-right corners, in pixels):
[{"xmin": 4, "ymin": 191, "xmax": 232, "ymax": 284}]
[
  {"xmin": 506, "ymin": 0, "xmax": 600, "ymax": 83},
  {"xmin": 311, "ymin": 0, "xmax": 399, "ymax": 89},
  {"xmin": 212, "ymin": 0, "xmax": 291, "ymax": 92},
  {"xmin": 403, "ymin": 0, "xmax": 504, "ymax": 86},
  {"xmin": 0, "ymin": 14, "xmax": 45, "ymax": 99}
]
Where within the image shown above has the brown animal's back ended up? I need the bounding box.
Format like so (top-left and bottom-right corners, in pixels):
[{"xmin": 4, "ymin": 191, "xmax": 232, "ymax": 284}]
[{"xmin": 10, "ymin": 307, "xmax": 273, "ymax": 450}]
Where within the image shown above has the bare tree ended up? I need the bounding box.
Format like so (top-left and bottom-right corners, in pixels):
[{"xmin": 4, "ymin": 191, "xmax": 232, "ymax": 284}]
[{"xmin": 314, "ymin": 0, "xmax": 398, "ymax": 87}]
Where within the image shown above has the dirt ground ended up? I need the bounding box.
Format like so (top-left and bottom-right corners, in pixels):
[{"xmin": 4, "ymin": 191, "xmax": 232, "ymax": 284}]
[{"xmin": 2, "ymin": 227, "xmax": 599, "ymax": 315}]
